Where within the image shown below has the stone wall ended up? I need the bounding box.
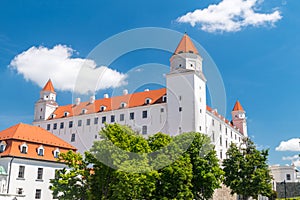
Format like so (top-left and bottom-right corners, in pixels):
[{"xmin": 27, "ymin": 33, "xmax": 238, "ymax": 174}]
[
  {"xmin": 212, "ymin": 184, "xmax": 237, "ymax": 200},
  {"xmin": 276, "ymin": 182, "xmax": 300, "ymax": 198}
]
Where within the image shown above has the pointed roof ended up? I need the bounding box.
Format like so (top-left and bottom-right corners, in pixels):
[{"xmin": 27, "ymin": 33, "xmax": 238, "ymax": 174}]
[
  {"xmin": 0, "ymin": 123, "xmax": 75, "ymax": 149},
  {"xmin": 232, "ymin": 100, "xmax": 244, "ymax": 111},
  {"xmin": 174, "ymin": 33, "xmax": 199, "ymax": 55},
  {"xmin": 42, "ymin": 79, "xmax": 55, "ymax": 93},
  {"xmin": 0, "ymin": 123, "xmax": 76, "ymax": 161}
]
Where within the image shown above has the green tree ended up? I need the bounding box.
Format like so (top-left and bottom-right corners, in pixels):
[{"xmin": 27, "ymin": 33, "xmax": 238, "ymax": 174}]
[
  {"xmin": 223, "ymin": 138, "xmax": 273, "ymax": 200},
  {"xmin": 49, "ymin": 151, "xmax": 89, "ymax": 200}
]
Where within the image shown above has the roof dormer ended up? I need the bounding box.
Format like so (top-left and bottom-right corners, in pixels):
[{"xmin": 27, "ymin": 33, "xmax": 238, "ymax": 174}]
[
  {"xmin": 120, "ymin": 102, "xmax": 127, "ymax": 108},
  {"xmin": 37, "ymin": 145, "xmax": 44, "ymax": 156},
  {"xmin": 145, "ymin": 98, "xmax": 152, "ymax": 105},
  {"xmin": 64, "ymin": 112, "xmax": 70, "ymax": 117},
  {"xmin": 81, "ymin": 109, "xmax": 87, "ymax": 114},
  {"xmin": 53, "ymin": 148, "xmax": 60, "ymax": 158},
  {"xmin": 20, "ymin": 143, "xmax": 28, "ymax": 154},
  {"xmin": 0, "ymin": 141, "xmax": 7, "ymax": 153},
  {"xmin": 100, "ymin": 106, "xmax": 107, "ymax": 112}
]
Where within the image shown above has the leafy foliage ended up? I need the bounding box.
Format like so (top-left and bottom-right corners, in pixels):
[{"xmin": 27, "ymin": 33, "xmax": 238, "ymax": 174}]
[
  {"xmin": 50, "ymin": 124, "xmax": 223, "ymax": 200},
  {"xmin": 223, "ymin": 138, "xmax": 273, "ymax": 200}
]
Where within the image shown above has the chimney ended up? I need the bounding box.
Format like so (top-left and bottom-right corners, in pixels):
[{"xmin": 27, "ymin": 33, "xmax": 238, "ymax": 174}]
[
  {"xmin": 104, "ymin": 94, "xmax": 109, "ymax": 98},
  {"xmin": 89, "ymin": 96, "xmax": 95, "ymax": 104},
  {"xmin": 75, "ymin": 98, "xmax": 81, "ymax": 106},
  {"xmin": 123, "ymin": 89, "xmax": 128, "ymax": 95}
]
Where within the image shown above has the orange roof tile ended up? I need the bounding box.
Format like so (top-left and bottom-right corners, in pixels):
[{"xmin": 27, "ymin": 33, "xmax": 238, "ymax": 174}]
[
  {"xmin": 174, "ymin": 34, "xmax": 199, "ymax": 55},
  {"xmin": 232, "ymin": 100, "xmax": 244, "ymax": 111},
  {"xmin": 0, "ymin": 123, "xmax": 76, "ymax": 161},
  {"xmin": 42, "ymin": 79, "xmax": 55, "ymax": 93},
  {"xmin": 50, "ymin": 88, "xmax": 167, "ymax": 119}
]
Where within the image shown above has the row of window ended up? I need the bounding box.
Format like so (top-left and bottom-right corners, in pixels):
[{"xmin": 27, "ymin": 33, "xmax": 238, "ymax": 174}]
[
  {"xmin": 19, "ymin": 143, "xmax": 60, "ymax": 158},
  {"xmin": 69, "ymin": 125, "xmax": 148, "ymax": 142},
  {"xmin": 18, "ymin": 166, "xmax": 44, "ymax": 180},
  {"xmin": 47, "ymin": 110, "xmax": 150, "ymax": 131},
  {"xmin": 17, "ymin": 188, "xmax": 42, "ymax": 199},
  {"xmin": 211, "ymin": 132, "xmax": 241, "ymax": 147}
]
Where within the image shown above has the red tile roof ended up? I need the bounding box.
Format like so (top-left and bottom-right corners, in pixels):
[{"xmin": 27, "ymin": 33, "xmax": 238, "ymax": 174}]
[
  {"xmin": 42, "ymin": 79, "xmax": 55, "ymax": 93},
  {"xmin": 232, "ymin": 100, "xmax": 244, "ymax": 111},
  {"xmin": 50, "ymin": 88, "xmax": 167, "ymax": 119},
  {"xmin": 0, "ymin": 123, "xmax": 76, "ymax": 161},
  {"xmin": 174, "ymin": 34, "xmax": 199, "ymax": 55}
]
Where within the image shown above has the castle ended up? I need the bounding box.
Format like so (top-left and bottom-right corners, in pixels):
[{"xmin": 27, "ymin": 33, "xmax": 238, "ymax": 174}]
[{"xmin": 33, "ymin": 34, "xmax": 247, "ymax": 159}]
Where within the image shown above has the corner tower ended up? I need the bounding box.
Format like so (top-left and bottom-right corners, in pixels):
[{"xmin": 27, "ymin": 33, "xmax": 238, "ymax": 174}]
[
  {"xmin": 34, "ymin": 79, "xmax": 58, "ymax": 121},
  {"xmin": 166, "ymin": 34, "xmax": 206, "ymax": 135},
  {"xmin": 231, "ymin": 101, "xmax": 247, "ymax": 136}
]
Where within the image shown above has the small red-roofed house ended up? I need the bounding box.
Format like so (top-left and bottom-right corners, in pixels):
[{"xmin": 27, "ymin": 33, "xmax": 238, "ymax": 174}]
[{"xmin": 0, "ymin": 123, "xmax": 76, "ymax": 199}]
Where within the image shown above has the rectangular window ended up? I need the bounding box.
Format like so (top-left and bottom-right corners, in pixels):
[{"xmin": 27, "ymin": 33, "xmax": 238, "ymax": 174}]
[
  {"xmin": 120, "ymin": 114, "xmax": 125, "ymax": 121},
  {"xmin": 286, "ymin": 174, "xmax": 291, "ymax": 180},
  {"xmin": 231, "ymin": 131, "xmax": 233, "ymax": 138},
  {"xmin": 102, "ymin": 116, "xmax": 106, "ymax": 123},
  {"xmin": 86, "ymin": 119, "xmax": 91, "ymax": 126},
  {"xmin": 60, "ymin": 122, "xmax": 64, "ymax": 129},
  {"xmin": 38, "ymin": 148, "xmax": 44, "ymax": 156},
  {"xmin": 226, "ymin": 140, "xmax": 228, "ymax": 148},
  {"xmin": 18, "ymin": 166, "xmax": 25, "ymax": 178},
  {"xmin": 179, "ymin": 107, "xmax": 182, "ymax": 112},
  {"xmin": 37, "ymin": 168, "xmax": 43, "ymax": 180},
  {"xmin": 160, "ymin": 108, "xmax": 164, "ymax": 113},
  {"xmin": 17, "ymin": 188, "xmax": 23, "ymax": 195},
  {"xmin": 130, "ymin": 112, "xmax": 135, "ymax": 120},
  {"xmin": 78, "ymin": 120, "xmax": 82, "ymax": 127},
  {"xmin": 35, "ymin": 189, "xmax": 41, "ymax": 199},
  {"xmin": 142, "ymin": 126, "xmax": 147, "ymax": 135},
  {"xmin": 220, "ymin": 151, "xmax": 223, "ymax": 159},
  {"xmin": 142, "ymin": 110, "xmax": 148, "ymax": 118},
  {"xmin": 212, "ymin": 119, "xmax": 215, "ymax": 126},
  {"xmin": 111, "ymin": 115, "xmax": 115, "ymax": 123},
  {"xmin": 220, "ymin": 136, "xmax": 222, "ymax": 146},
  {"xmin": 46, "ymin": 124, "xmax": 50, "ymax": 130},
  {"xmin": 71, "ymin": 134, "xmax": 75, "ymax": 142},
  {"xmin": 94, "ymin": 117, "xmax": 99, "ymax": 125},
  {"xmin": 53, "ymin": 123, "xmax": 57, "ymax": 130},
  {"xmin": 225, "ymin": 127, "xmax": 228, "ymax": 135},
  {"xmin": 219, "ymin": 124, "xmax": 222, "ymax": 131},
  {"xmin": 69, "ymin": 121, "xmax": 73, "ymax": 128},
  {"xmin": 212, "ymin": 131, "xmax": 215, "ymax": 142}
]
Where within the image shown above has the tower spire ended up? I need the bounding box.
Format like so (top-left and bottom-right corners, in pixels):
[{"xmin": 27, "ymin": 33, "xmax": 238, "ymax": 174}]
[
  {"xmin": 174, "ymin": 34, "xmax": 199, "ymax": 55},
  {"xmin": 232, "ymin": 100, "xmax": 244, "ymax": 111},
  {"xmin": 42, "ymin": 79, "xmax": 55, "ymax": 93}
]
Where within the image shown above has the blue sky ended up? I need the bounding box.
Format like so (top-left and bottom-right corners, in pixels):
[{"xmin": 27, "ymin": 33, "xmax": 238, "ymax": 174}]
[{"xmin": 0, "ymin": 0, "xmax": 299, "ymax": 166}]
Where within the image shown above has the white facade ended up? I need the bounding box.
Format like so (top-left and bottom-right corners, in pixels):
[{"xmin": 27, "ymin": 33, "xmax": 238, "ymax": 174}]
[
  {"xmin": 270, "ymin": 165, "xmax": 300, "ymax": 183},
  {"xmin": 0, "ymin": 157, "xmax": 65, "ymax": 200},
  {"xmin": 33, "ymin": 34, "xmax": 247, "ymax": 159}
]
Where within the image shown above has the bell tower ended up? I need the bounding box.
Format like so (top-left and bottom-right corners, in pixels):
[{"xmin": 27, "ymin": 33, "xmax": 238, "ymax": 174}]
[
  {"xmin": 231, "ymin": 100, "xmax": 247, "ymax": 136},
  {"xmin": 34, "ymin": 79, "xmax": 58, "ymax": 121},
  {"xmin": 166, "ymin": 34, "xmax": 206, "ymax": 135}
]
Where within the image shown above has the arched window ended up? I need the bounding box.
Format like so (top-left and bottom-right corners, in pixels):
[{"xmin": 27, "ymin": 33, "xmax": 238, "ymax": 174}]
[
  {"xmin": 64, "ymin": 112, "xmax": 69, "ymax": 117},
  {"xmin": 100, "ymin": 106, "xmax": 106, "ymax": 112},
  {"xmin": 145, "ymin": 98, "xmax": 152, "ymax": 105},
  {"xmin": 20, "ymin": 143, "xmax": 28, "ymax": 154},
  {"xmin": 81, "ymin": 109, "xmax": 87, "ymax": 114},
  {"xmin": 0, "ymin": 141, "xmax": 7, "ymax": 153},
  {"xmin": 53, "ymin": 148, "xmax": 60, "ymax": 158},
  {"xmin": 120, "ymin": 102, "xmax": 127, "ymax": 108},
  {"xmin": 37, "ymin": 145, "xmax": 44, "ymax": 156}
]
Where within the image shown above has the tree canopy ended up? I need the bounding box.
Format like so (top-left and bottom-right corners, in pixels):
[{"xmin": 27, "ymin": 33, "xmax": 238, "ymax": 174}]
[
  {"xmin": 50, "ymin": 123, "xmax": 224, "ymax": 200},
  {"xmin": 222, "ymin": 138, "xmax": 273, "ymax": 200}
]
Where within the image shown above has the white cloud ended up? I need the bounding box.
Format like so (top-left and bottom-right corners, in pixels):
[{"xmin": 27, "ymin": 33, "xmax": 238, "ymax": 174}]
[
  {"xmin": 9, "ymin": 45, "xmax": 127, "ymax": 94},
  {"xmin": 176, "ymin": 0, "xmax": 282, "ymax": 33},
  {"xmin": 282, "ymin": 154, "xmax": 300, "ymax": 161},
  {"xmin": 276, "ymin": 138, "xmax": 300, "ymax": 151}
]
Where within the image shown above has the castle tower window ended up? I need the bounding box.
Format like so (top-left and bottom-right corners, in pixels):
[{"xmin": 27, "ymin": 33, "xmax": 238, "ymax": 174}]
[
  {"xmin": 0, "ymin": 141, "xmax": 7, "ymax": 153},
  {"xmin": 20, "ymin": 143, "xmax": 28, "ymax": 154},
  {"xmin": 100, "ymin": 106, "xmax": 106, "ymax": 112},
  {"xmin": 145, "ymin": 98, "xmax": 152, "ymax": 105},
  {"xmin": 37, "ymin": 146, "xmax": 44, "ymax": 156}
]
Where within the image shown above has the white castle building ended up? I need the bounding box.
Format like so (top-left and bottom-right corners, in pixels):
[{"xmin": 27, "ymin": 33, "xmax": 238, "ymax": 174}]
[{"xmin": 33, "ymin": 34, "xmax": 247, "ymax": 158}]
